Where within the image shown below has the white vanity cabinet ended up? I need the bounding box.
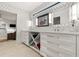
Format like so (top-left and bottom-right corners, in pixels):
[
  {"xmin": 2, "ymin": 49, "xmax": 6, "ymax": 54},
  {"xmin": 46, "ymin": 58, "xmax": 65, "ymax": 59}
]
[
  {"xmin": 21, "ymin": 31, "xmax": 29, "ymax": 45},
  {"xmin": 40, "ymin": 32, "xmax": 76, "ymax": 57}
]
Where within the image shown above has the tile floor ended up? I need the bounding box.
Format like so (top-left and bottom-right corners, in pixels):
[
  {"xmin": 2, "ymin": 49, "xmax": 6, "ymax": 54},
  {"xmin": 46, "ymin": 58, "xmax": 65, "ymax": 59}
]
[{"xmin": 0, "ymin": 40, "xmax": 41, "ymax": 57}]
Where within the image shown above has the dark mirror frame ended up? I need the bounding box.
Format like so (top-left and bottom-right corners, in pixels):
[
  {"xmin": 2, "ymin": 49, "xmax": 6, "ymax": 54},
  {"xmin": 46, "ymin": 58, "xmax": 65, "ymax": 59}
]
[{"xmin": 37, "ymin": 13, "xmax": 49, "ymax": 27}]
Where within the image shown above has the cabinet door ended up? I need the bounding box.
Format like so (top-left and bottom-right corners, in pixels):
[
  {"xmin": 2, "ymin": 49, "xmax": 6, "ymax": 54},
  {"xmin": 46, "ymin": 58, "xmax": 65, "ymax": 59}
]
[
  {"xmin": 46, "ymin": 33, "xmax": 60, "ymax": 57},
  {"xmin": 77, "ymin": 35, "xmax": 79, "ymax": 57},
  {"xmin": 21, "ymin": 31, "xmax": 29, "ymax": 45},
  {"xmin": 0, "ymin": 29, "xmax": 7, "ymax": 40},
  {"xmin": 40, "ymin": 32, "xmax": 48, "ymax": 56},
  {"xmin": 59, "ymin": 34, "xmax": 76, "ymax": 57},
  {"xmin": 46, "ymin": 42, "xmax": 59, "ymax": 57},
  {"xmin": 46, "ymin": 33, "xmax": 60, "ymax": 45},
  {"xmin": 40, "ymin": 33, "xmax": 59, "ymax": 57}
]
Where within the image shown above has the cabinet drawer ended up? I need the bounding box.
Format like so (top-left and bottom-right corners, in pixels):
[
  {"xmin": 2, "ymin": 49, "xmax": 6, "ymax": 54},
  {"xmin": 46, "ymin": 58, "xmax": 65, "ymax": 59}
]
[
  {"xmin": 47, "ymin": 36, "xmax": 58, "ymax": 41},
  {"xmin": 46, "ymin": 34, "xmax": 59, "ymax": 43},
  {"xmin": 47, "ymin": 51, "xmax": 59, "ymax": 57},
  {"xmin": 59, "ymin": 38, "xmax": 75, "ymax": 44},
  {"xmin": 59, "ymin": 35, "xmax": 75, "ymax": 42},
  {"xmin": 47, "ymin": 44, "xmax": 59, "ymax": 53},
  {"xmin": 59, "ymin": 53, "xmax": 74, "ymax": 57},
  {"xmin": 59, "ymin": 44, "xmax": 75, "ymax": 52},
  {"xmin": 46, "ymin": 33, "xmax": 59, "ymax": 36},
  {"xmin": 59, "ymin": 40, "xmax": 75, "ymax": 47},
  {"xmin": 47, "ymin": 48, "xmax": 59, "ymax": 57},
  {"xmin": 47, "ymin": 40, "xmax": 59, "ymax": 48},
  {"xmin": 59, "ymin": 45, "xmax": 76, "ymax": 56},
  {"xmin": 41, "ymin": 46, "xmax": 59, "ymax": 57},
  {"xmin": 47, "ymin": 40, "xmax": 59, "ymax": 46},
  {"xmin": 41, "ymin": 46, "xmax": 59, "ymax": 56},
  {"xmin": 41, "ymin": 36, "xmax": 47, "ymax": 41}
]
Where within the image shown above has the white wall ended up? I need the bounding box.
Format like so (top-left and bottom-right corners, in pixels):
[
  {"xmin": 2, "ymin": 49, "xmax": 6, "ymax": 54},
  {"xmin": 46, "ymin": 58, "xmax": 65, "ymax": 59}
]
[
  {"xmin": 30, "ymin": 2, "xmax": 74, "ymax": 32},
  {"xmin": 0, "ymin": 3, "xmax": 30, "ymax": 42},
  {"xmin": 2, "ymin": 19, "xmax": 16, "ymax": 24},
  {"xmin": 17, "ymin": 12, "xmax": 30, "ymax": 42},
  {"xmin": 0, "ymin": 10, "xmax": 17, "ymax": 21},
  {"xmin": 53, "ymin": 6, "xmax": 69, "ymax": 25}
]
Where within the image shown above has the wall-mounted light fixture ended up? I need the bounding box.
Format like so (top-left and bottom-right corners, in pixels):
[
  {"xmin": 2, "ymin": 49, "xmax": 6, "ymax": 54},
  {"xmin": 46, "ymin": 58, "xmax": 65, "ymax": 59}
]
[{"xmin": 27, "ymin": 20, "xmax": 32, "ymax": 26}]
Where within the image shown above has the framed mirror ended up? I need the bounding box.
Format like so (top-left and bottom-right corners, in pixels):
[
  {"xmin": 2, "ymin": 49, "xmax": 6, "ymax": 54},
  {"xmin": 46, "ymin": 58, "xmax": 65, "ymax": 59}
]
[{"xmin": 37, "ymin": 13, "xmax": 49, "ymax": 27}]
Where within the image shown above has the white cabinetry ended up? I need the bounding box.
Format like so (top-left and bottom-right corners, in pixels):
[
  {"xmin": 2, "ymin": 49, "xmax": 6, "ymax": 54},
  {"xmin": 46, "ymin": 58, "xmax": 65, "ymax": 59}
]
[
  {"xmin": 0, "ymin": 28, "xmax": 7, "ymax": 41},
  {"xmin": 21, "ymin": 31, "xmax": 29, "ymax": 45},
  {"xmin": 59, "ymin": 34, "xmax": 76, "ymax": 57},
  {"xmin": 21, "ymin": 31, "xmax": 77, "ymax": 57},
  {"xmin": 77, "ymin": 35, "xmax": 79, "ymax": 56},
  {"xmin": 40, "ymin": 33, "xmax": 48, "ymax": 56},
  {"xmin": 40, "ymin": 32, "xmax": 76, "ymax": 57}
]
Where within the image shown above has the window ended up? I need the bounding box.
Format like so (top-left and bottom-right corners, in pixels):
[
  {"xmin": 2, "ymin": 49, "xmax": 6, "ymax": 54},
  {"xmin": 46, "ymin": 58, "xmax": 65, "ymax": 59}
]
[
  {"xmin": 36, "ymin": 18, "xmax": 38, "ymax": 26},
  {"xmin": 49, "ymin": 13, "xmax": 52, "ymax": 24},
  {"xmin": 71, "ymin": 3, "xmax": 79, "ymax": 20},
  {"xmin": 27, "ymin": 20, "xmax": 32, "ymax": 26},
  {"xmin": 71, "ymin": 4, "xmax": 77, "ymax": 20},
  {"xmin": 53, "ymin": 16, "xmax": 60, "ymax": 25}
]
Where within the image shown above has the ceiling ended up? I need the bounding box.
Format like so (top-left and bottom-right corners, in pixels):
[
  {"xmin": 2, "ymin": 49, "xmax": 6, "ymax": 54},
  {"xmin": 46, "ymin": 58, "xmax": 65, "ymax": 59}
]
[
  {"xmin": 0, "ymin": 2, "xmax": 43, "ymax": 21},
  {"xmin": 0, "ymin": 10, "xmax": 17, "ymax": 21},
  {"xmin": 1, "ymin": 2, "xmax": 43, "ymax": 12}
]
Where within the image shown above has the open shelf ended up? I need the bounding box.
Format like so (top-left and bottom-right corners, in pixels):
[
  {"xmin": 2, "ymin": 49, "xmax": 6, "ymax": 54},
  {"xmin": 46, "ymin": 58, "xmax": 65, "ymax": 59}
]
[{"xmin": 29, "ymin": 32, "xmax": 40, "ymax": 50}]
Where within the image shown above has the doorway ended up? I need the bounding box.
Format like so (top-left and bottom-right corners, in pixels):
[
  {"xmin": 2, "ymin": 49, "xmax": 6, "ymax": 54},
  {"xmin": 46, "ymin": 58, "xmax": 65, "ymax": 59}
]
[{"xmin": 0, "ymin": 10, "xmax": 17, "ymax": 41}]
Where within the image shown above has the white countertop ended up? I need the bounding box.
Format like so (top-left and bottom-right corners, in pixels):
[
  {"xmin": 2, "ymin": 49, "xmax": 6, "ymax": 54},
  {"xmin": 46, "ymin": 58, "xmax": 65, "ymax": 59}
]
[
  {"xmin": 7, "ymin": 28, "xmax": 16, "ymax": 33},
  {"xmin": 21, "ymin": 29, "xmax": 79, "ymax": 35}
]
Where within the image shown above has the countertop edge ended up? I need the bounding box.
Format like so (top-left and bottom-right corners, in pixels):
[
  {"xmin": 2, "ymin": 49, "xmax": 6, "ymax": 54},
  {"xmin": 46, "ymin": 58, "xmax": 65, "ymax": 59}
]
[{"xmin": 21, "ymin": 30, "xmax": 79, "ymax": 35}]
